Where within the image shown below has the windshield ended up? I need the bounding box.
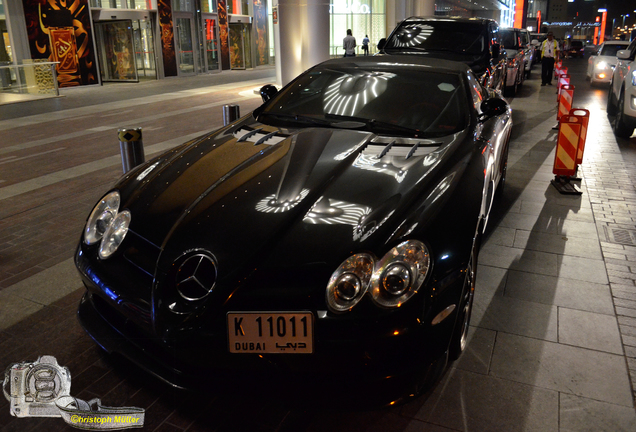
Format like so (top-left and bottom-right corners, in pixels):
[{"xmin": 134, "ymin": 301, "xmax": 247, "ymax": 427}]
[
  {"xmin": 384, "ymin": 22, "xmax": 485, "ymax": 56},
  {"xmin": 600, "ymin": 44, "xmax": 629, "ymax": 56},
  {"xmin": 259, "ymin": 67, "xmax": 469, "ymax": 138},
  {"xmin": 501, "ymin": 30, "xmax": 519, "ymax": 49}
]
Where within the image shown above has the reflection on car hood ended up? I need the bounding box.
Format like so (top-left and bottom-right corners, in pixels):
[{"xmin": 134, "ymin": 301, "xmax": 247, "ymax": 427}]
[{"xmin": 117, "ymin": 118, "xmax": 465, "ymax": 274}]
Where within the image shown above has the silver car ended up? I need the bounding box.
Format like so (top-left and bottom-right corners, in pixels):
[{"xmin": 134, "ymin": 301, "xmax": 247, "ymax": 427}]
[{"xmin": 501, "ymin": 28, "xmax": 526, "ymax": 96}]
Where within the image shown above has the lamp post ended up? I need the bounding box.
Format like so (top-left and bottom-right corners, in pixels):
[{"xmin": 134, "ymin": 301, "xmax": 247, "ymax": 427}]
[{"xmin": 622, "ymin": 14, "xmax": 630, "ymax": 28}]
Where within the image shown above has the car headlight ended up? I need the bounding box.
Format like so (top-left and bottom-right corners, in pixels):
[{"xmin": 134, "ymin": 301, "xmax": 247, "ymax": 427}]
[
  {"xmin": 370, "ymin": 240, "xmax": 430, "ymax": 308},
  {"xmin": 596, "ymin": 61, "xmax": 608, "ymax": 70},
  {"xmin": 326, "ymin": 240, "xmax": 430, "ymax": 313},
  {"xmin": 326, "ymin": 253, "xmax": 375, "ymax": 312},
  {"xmin": 98, "ymin": 210, "xmax": 131, "ymax": 259},
  {"xmin": 632, "ymin": 70, "xmax": 636, "ymax": 86},
  {"xmin": 84, "ymin": 191, "xmax": 120, "ymax": 245}
]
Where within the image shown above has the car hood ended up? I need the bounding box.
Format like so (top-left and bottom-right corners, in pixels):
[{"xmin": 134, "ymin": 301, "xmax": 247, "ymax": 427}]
[{"xmin": 116, "ymin": 117, "xmax": 468, "ymax": 276}]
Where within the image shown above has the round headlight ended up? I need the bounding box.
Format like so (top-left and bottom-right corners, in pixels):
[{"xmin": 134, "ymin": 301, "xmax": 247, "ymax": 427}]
[
  {"xmin": 370, "ymin": 240, "xmax": 429, "ymax": 308},
  {"xmin": 84, "ymin": 191, "xmax": 120, "ymax": 245},
  {"xmin": 326, "ymin": 253, "xmax": 375, "ymax": 313},
  {"xmin": 381, "ymin": 263, "xmax": 411, "ymax": 296},
  {"xmin": 98, "ymin": 210, "xmax": 131, "ymax": 259}
]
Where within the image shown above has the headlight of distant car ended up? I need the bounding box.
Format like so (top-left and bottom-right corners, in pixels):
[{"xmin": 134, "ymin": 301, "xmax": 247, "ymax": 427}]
[
  {"xmin": 326, "ymin": 240, "xmax": 430, "ymax": 313},
  {"xmin": 595, "ymin": 61, "xmax": 608, "ymax": 70},
  {"xmin": 84, "ymin": 191, "xmax": 120, "ymax": 245},
  {"xmin": 99, "ymin": 210, "xmax": 131, "ymax": 259}
]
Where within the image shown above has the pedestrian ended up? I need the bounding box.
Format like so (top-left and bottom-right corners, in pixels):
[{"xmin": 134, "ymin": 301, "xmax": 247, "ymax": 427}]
[
  {"xmin": 362, "ymin": 35, "xmax": 370, "ymax": 56},
  {"xmin": 343, "ymin": 29, "xmax": 356, "ymax": 57},
  {"xmin": 541, "ymin": 32, "xmax": 559, "ymax": 86}
]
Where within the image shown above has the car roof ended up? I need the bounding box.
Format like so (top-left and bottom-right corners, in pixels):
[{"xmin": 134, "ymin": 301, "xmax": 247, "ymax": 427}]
[
  {"xmin": 317, "ymin": 54, "xmax": 472, "ymax": 74},
  {"xmin": 401, "ymin": 16, "xmax": 498, "ymax": 26},
  {"xmin": 602, "ymin": 40, "xmax": 630, "ymax": 45}
]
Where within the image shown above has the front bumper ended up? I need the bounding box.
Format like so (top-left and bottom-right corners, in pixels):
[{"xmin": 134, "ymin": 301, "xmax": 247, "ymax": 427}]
[{"xmin": 75, "ymin": 247, "xmax": 464, "ymax": 403}]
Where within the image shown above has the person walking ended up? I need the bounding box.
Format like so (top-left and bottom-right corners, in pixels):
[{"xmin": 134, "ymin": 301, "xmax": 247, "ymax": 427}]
[
  {"xmin": 362, "ymin": 35, "xmax": 370, "ymax": 56},
  {"xmin": 541, "ymin": 32, "xmax": 559, "ymax": 86},
  {"xmin": 343, "ymin": 29, "xmax": 356, "ymax": 57}
]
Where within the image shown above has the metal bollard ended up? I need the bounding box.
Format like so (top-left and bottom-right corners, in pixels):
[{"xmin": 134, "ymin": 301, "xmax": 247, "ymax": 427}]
[
  {"xmin": 118, "ymin": 127, "xmax": 145, "ymax": 174},
  {"xmin": 222, "ymin": 105, "xmax": 240, "ymax": 126}
]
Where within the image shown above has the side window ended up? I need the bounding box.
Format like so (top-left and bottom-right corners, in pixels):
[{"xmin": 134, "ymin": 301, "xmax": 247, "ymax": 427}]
[{"xmin": 630, "ymin": 40, "xmax": 636, "ymax": 57}]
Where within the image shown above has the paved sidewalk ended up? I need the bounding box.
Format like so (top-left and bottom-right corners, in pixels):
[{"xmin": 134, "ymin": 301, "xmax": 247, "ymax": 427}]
[{"xmin": 0, "ymin": 60, "xmax": 635, "ymax": 431}]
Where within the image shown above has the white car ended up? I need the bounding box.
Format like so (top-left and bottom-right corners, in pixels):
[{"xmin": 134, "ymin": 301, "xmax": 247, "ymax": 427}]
[
  {"xmin": 608, "ymin": 39, "xmax": 636, "ymax": 138},
  {"xmin": 588, "ymin": 41, "xmax": 630, "ymax": 85}
]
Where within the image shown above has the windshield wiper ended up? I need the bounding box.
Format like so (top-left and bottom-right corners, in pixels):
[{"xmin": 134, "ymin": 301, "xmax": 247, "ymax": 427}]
[
  {"xmin": 258, "ymin": 112, "xmax": 333, "ymax": 126},
  {"xmin": 326, "ymin": 114, "xmax": 420, "ymax": 136}
]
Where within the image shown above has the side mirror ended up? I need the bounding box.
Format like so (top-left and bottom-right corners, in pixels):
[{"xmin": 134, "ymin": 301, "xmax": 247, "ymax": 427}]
[
  {"xmin": 479, "ymin": 98, "xmax": 508, "ymax": 122},
  {"xmin": 491, "ymin": 43, "xmax": 501, "ymax": 58},
  {"xmin": 377, "ymin": 38, "xmax": 387, "ymax": 50},
  {"xmin": 260, "ymin": 84, "xmax": 278, "ymax": 103},
  {"xmin": 617, "ymin": 49, "xmax": 631, "ymax": 60}
]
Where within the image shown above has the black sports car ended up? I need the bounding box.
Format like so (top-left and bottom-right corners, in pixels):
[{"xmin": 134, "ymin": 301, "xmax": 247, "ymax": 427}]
[{"xmin": 75, "ymin": 55, "xmax": 512, "ymax": 403}]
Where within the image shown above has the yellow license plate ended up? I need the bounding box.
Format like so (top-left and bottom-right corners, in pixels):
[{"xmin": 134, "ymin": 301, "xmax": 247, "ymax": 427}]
[{"xmin": 228, "ymin": 312, "xmax": 313, "ymax": 354}]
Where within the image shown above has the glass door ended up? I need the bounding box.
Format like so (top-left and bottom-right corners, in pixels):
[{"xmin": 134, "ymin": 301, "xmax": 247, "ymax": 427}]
[
  {"xmin": 132, "ymin": 19, "xmax": 156, "ymax": 79},
  {"xmin": 202, "ymin": 14, "xmax": 220, "ymax": 72},
  {"xmin": 95, "ymin": 20, "xmax": 139, "ymax": 82},
  {"xmin": 229, "ymin": 23, "xmax": 251, "ymax": 70},
  {"xmin": 174, "ymin": 13, "xmax": 196, "ymax": 75}
]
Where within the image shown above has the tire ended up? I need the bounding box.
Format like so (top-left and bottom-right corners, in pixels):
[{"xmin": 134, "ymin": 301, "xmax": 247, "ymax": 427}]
[
  {"xmin": 607, "ymin": 85, "xmax": 618, "ymax": 116},
  {"xmin": 615, "ymin": 90, "xmax": 635, "ymax": 138},
  {"xmin": 449, "ymin": 243, "xmax": 478, "ymax": 361}
]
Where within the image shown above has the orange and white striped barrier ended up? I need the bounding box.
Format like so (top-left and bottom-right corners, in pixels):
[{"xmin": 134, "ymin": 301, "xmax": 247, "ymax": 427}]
[
  {"xmin": 570, "ymin": 108, "xmax": 590, "ymax": 166},
  {"xmin": 557, "ymin": 85, "xmax": 574, "ymax": 122},
  {"xmin": 557, "ymin": 74, "xmax": 571, "ymax": 102},
  {"xmin": 551, "ymin": 114, "xmax": 583, "ymax": 195}
]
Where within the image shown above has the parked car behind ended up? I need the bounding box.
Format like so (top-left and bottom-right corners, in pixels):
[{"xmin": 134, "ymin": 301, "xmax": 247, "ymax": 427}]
[
  {"xmin": 608, "ymin": 39, "xmax": 636, "ymax": 138},
  {"xmin": 501, "ymin": 28, "xmax": 526, "ymax": 96},
  {"xmin": 377, "ymin": 17, "xmax": 507, "ymax": 94},
  {"xmin": 74, "ymin": 55, "xmax": 512, "ymax": 405},
  {"xmin": 518, "ymin": 29, "xmax": 534, "ymax": 77},
  {"xmin": 587, "ymin": 41, "xmax": 630, "ymax": 85},
  {"xmin": 566, "ymin": 40, "xmax": 584, "ymax": 58}
]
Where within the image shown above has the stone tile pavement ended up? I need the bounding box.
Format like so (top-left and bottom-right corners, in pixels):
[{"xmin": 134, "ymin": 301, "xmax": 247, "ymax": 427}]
[{"xmin": 1, "ymin": 60, "xmax": 636, "ymax": 431}]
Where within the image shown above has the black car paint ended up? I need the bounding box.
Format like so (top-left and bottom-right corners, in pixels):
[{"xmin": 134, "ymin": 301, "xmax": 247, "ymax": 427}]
[
  {"xmin": 377, "ymin": 16, "xmax": 508, "ymax": 93},
  {"xmin": 75, "ymin": 56, "xmax": 511, "ymax": 403}
]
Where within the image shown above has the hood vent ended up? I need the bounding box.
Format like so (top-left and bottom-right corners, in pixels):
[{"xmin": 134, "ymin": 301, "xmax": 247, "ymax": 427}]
[
  {"xmin": 233, "ymin": 127, "xmax": 287, "ymax": 146},
  {"xmin": 364, "ymin": 137, "xmax": 442, "ymax": 160}
]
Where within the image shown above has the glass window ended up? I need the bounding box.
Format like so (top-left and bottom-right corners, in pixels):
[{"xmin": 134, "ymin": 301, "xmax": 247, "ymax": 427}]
[
  {"xmin": 260, "ymin": 66, "xmax": 468, "ymax": 137},
  {"xmin": 174, "ymin": 0, "xmax": 193, "ymax": 11},
  {"xmin": 202, "ymin": 0, "xmax": 217, "ymax": 13},
  {"xmin": 600, "ymin": 44, "xmax": 629, "ymax": 56},
  {"xmin": 384, "ymin": 22, "xmax": 485, "ymax": 56}
]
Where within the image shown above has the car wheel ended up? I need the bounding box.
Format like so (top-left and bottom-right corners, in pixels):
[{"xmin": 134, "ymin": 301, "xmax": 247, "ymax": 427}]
[
  {"xmin": 607, "ymin": 85, "xmax": 618, "ymax": 115},
  {"xmin": 615, "ymin": 90, "xmax": 635, "ymax": 138},
  {"xmin": 449, "ymin": 244, "xmax": 478, "ymax": 361}
]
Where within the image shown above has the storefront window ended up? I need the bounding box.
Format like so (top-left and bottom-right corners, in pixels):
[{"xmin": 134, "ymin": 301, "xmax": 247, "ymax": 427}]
[
  {"xmin": 330, "ymin": 0, "xmax": 385, "ymax": 57},
  {"xmin": 174, "ymin": 0, "xmax": 194, "ymax": 11},
  {"xmin": 202, "ymin": 0, "xmax": 217, "ymax": 13}
]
